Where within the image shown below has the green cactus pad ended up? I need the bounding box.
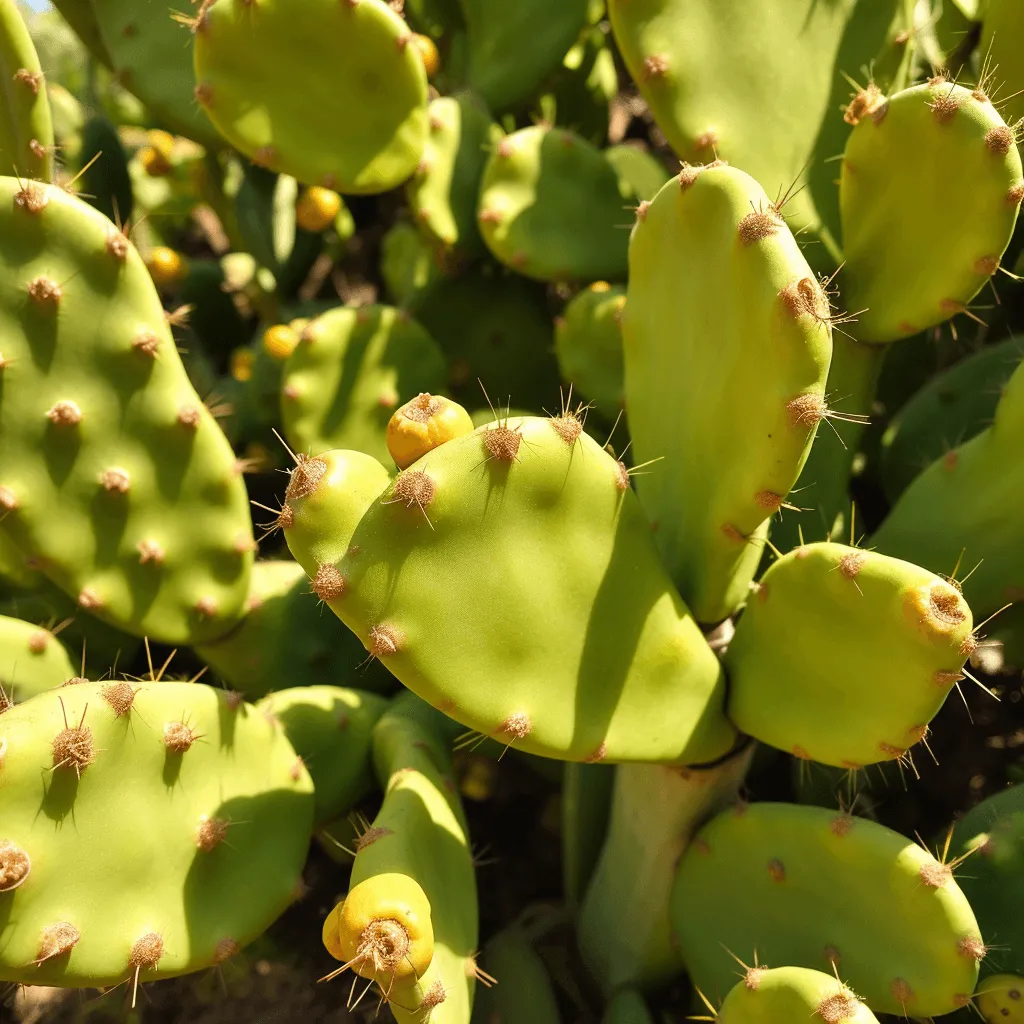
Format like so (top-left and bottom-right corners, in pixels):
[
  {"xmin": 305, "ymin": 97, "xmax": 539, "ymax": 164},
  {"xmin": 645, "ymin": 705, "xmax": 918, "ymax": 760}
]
[
  {"xmin": 0, "ymin": 0, "xmax": 54, "ymax": 181},
  {"xmin": 283, "ymin": 418, "xmax": 736, "ymax": 765},
  {"xmin": 48, "ymin": 0, "xmax": 113, "ymax": 70},
  {"xmin": 623, "ymin": 162, "xmax": 832, "ymax": 624},
  {"xmin": 718, "ymin": 966, "xmax": 879, "ymax": 1023},
  {"xmin": 604, "ymin": 145, "xmax": 669, "ymax": 203},
  {"xmin": 0, "ymin": 177, "xmax": 253, "ymax": 644},
  {"xmin": 195, "ymin": 560, "xmax": 395, "ymax": 700},
  {"xmin": 880, "ymin": 339, "xmax": 1021, "ymax": 501},
  {"xmin": 872, "ymin": 356, "xmax": 1024, "ymax": 620},
  {"xmin": 91, "ymin": 0, "xmax": 220, "ymax": 147},
  {"xmin": 457, "ymin": 0, "xmax": 590, "ymax": 112},
  {"xmin": 406, "ymin": 93, "xmax": 496, "ymax": 257},
  {"xmin": 554, "ymin": 282, "xmax": 625, "ymax": 420},
  {"xmin": 671, "ymin": 802, "xmax": 984, "ymax": 1016},
  {"xmin": 951, "ymin": 785, "xmax": 1024, "ymax": 977},
  {"xmin": 839, "ymin": 81, "xmax": 1022, "ymax": 343},
  {"xmin": 607, "ymin": 0, "xmax": 905, "ymax": 252},
  {"xmin": 0, "ymin": 681, "xmax": 314, "ymax": 987},
  {"xmin": 257, "ymin": 685, "xmax": 389, "ymax": 825},
  {"xmin": 193, "ymin": 0, "xmax": 428, "ymax": 193},
  {"xmin": 477, "ymin": 125, "xmax": 633, "ymax": 282},
  {"xmin": 725, "ymin": 542, "xmax": 975, "ymax": 768},
  {"xmin": 0, "ymin": 612, "xmax": 75, "ymax": 702},
  {"xmin": 381, "ymin": 220, "xmax": 446, "ymax": 308},
  {"xmin": 346, "ymin": 692, "xmax": 477, "ymax": 1024},
  {"xmin": 280, "ymin": 305, "xmax": 447, "ymax": 466}
]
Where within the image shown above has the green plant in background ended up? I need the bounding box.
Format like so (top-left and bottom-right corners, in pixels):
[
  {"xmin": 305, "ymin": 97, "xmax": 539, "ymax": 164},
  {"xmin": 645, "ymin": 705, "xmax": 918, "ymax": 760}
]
[{"xmin": 3, "ymin": 1, "xmax": 1024, "ymax": 1023}]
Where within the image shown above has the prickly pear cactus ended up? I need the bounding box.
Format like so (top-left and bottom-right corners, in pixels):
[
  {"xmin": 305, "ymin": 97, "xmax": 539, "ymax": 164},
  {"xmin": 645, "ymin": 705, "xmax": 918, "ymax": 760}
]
[
  {"xmin": 0, "ymin": 681, "xmax": 314, "ymax": 987},
  {"xmin": 725, "ymin": 542, "xmax": 976, "ymax": 768},
  {"xmin": 282, "ymin": 416, "xmax": 737, "ymax": 764},
  {"xmin": 193, "ymin": 0, "xmax": 428, "ymax": 193},
  {"xmin": 623, "ymin": 161, "xmax": 832, "ymax": 624},
  {"xmin": 0, "ymin": 611, "xmax": 75, "ymax": 702},
  {"xmin": 672, "ymin": 802, "xmax": 984, "ymax": 1016},
  {"xmin": 716, "ymin": 965, "xmax": 879, "ymax": 1023},
  {"xmin": 0, "ymin": 177, "xmax": 254, "ymax": 644}
]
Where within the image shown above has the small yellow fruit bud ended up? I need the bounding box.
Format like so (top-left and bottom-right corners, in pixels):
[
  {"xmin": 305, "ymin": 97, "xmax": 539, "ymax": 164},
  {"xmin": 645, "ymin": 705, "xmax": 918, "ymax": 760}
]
[
  {"xmin": 146, "ymin": 129, "xmax": 176, "ymax": 161},
  {"xmin": 262, "ymin": 323, "xmax": 300, "ymax": 361},
  {"xmin": 386, "ymin": 392, "xmax": 474, "ymax": 469},
  {"xmin": 296, "ymin": 187, "xmax": 342, "ymax": 233},
  {"xmin": 411, "ymin": 33, "xmax": 440, "ymax": 79},
  {"xmin": 323, "ymin": 873, "xmax": 434, "ymax": 983},
  {"xmin": 138, "ymin": 145, "xmax": 171, "ymax": 177},
  {"xmin": 145, "ymin": 246, "xmax": 187, "ymax": 287}
]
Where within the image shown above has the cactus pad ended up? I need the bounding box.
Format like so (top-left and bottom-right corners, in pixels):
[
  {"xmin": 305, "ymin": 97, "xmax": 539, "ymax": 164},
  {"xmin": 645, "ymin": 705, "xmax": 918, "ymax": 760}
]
[
  {"xmin": 839, "ymin": 81, "xmax": 1022, "ymax": 343},
  {"xmin": 718, "ymin": 965, "xmax": 879, "ymax": 1023},
  {"xmin": 623, "ymin": 162, "xmax": 832, "ymax": 624},
  {"xmin": 193, "ymin": 0, "xmax": 428, "ymax": 194},
  {"xmin": 283, "ymin": 417, "xmax": 736, "ymax": 765},
  {"xmin": 0, "ymin": 681, "xmax": 314, "ymax": 987},
  {"xmin": 671, "ymin": 802, "xmax": 984, "ymax": 1016},
  {"xmin": 725, "ymin": 542, "xmax": 975, "ymax": 768},
  {"xmin": 0, "ymin": 612, "xmax": 75, "ymax": 702},
  {"xmin": 0, "ymin": 177, "xmax": 253, "ymax": 644},
  {"xmin": 477, "ymin": 125, "xmax": 633, "ymax": 282}
]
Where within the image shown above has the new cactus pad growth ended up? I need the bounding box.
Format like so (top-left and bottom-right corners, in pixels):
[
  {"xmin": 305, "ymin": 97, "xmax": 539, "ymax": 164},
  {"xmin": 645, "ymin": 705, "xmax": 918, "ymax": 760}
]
[
  {"xmin": 0, "ymin": 682, "xmax": 314, "ymax": 987},
  {"xmin": 714, "ymin": 965, "xmax": 879, "ymax": 1024},
  {"xmin": 623, "ymin": 162, "xmax": 832, "ymax": 624},
  {"xmin": 282, "ymin": 415, "xmax": 736, "ymax": 764}
]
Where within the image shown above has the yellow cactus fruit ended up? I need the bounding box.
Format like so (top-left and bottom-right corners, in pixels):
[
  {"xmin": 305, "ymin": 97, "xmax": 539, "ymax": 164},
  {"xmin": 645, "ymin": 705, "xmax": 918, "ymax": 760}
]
[
  {"xmin": 262, "ymin": 323, "xmax": 300, "ymax": 361},
  {"xmin": 230, "ymin": 348, "xmax": 255, "ymax": 383},
  {"xmin": 977, "ymin": 975, "xmax": 1024, "ymax": 1023},
  {"xmin": 138, "ymin": 145, "xmax": 171, "ymax": 177},
  {"xmin": 145, "ymin": 246, "xmax": 187, "ymax": 287},
  {"xmin": 296, "ymin": 186, "xmax": 342, "ymax": 233},
  {"xmin": 386, "ymin": 392, "xmax": 474, "ymax": 469},
  {"xmin": 146, "ymin": 129, "xmax": 176, "ymax": 161},
  {"xmin": 322, "ymin": 873, "xmax": 434, "ymax": 983},
  {"xmin": 411, "ymin": 33, "xmax": 440, "ymax": 79}
]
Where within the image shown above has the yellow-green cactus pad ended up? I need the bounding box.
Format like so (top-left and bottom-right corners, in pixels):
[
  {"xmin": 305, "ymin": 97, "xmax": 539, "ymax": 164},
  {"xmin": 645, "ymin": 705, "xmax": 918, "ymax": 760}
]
[
  {"xmin": 725, "ymin": 542, "xmax": 975, "ymax": 768},
  {"xmin": 718, "ymin": 966, "xmax": 879, "ymax": 1023},
  {"xmin": 623, "ymin": 162, "xmax": 832, "ymax": 624},
  {"xmin": 672, "ymin": 802, "xmax": 984, "ymax": 1016},
  {"xmin": 283, "ymin": 418, "xmax": 736, "ymax": 764},
  {"xmin": 839, "ymin": 81, "xmax": 1022, "ymax": 343},
  {"xmin": 554, "ymin": 282, "xmax": 626, "ymax": 420},
  {"xmin": 280, "ymin": 305, "xmax": 447, "ymax": 466},
  {"xmin": 977, "ymin": 975, "xmax": 1024, "ymax": 1024},
  {"xmin": 0, "ymin": 0, "xmax": 53, "ymax": 181},
  {"xmin": 873, "ymin": 356, "xmax": 1024, "ymax": 621},
  {"xmin": 193, "ymin": 0, "xmax": 428, "ymax": 193},
  {"xmin": 0, "ymin": 178, "xmax": 253, "ymax": 644},
  {"xmin": 0, "ymin": 612, "xmax": 75, "ymax": 702},
  {"xmin": 477, "ymin": 125, "xmax": 633, "ymax": 282},
  {"xmin": 0, "ymin": 682, "xmax": 314, "ymax": 987},
  {"xmin": 982, "ymin": 0, "xmax": 1024, "ymax": 127},
  {"xmin": 258, "ymin": 684, "xmax": 388, "ymax": 825}
]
